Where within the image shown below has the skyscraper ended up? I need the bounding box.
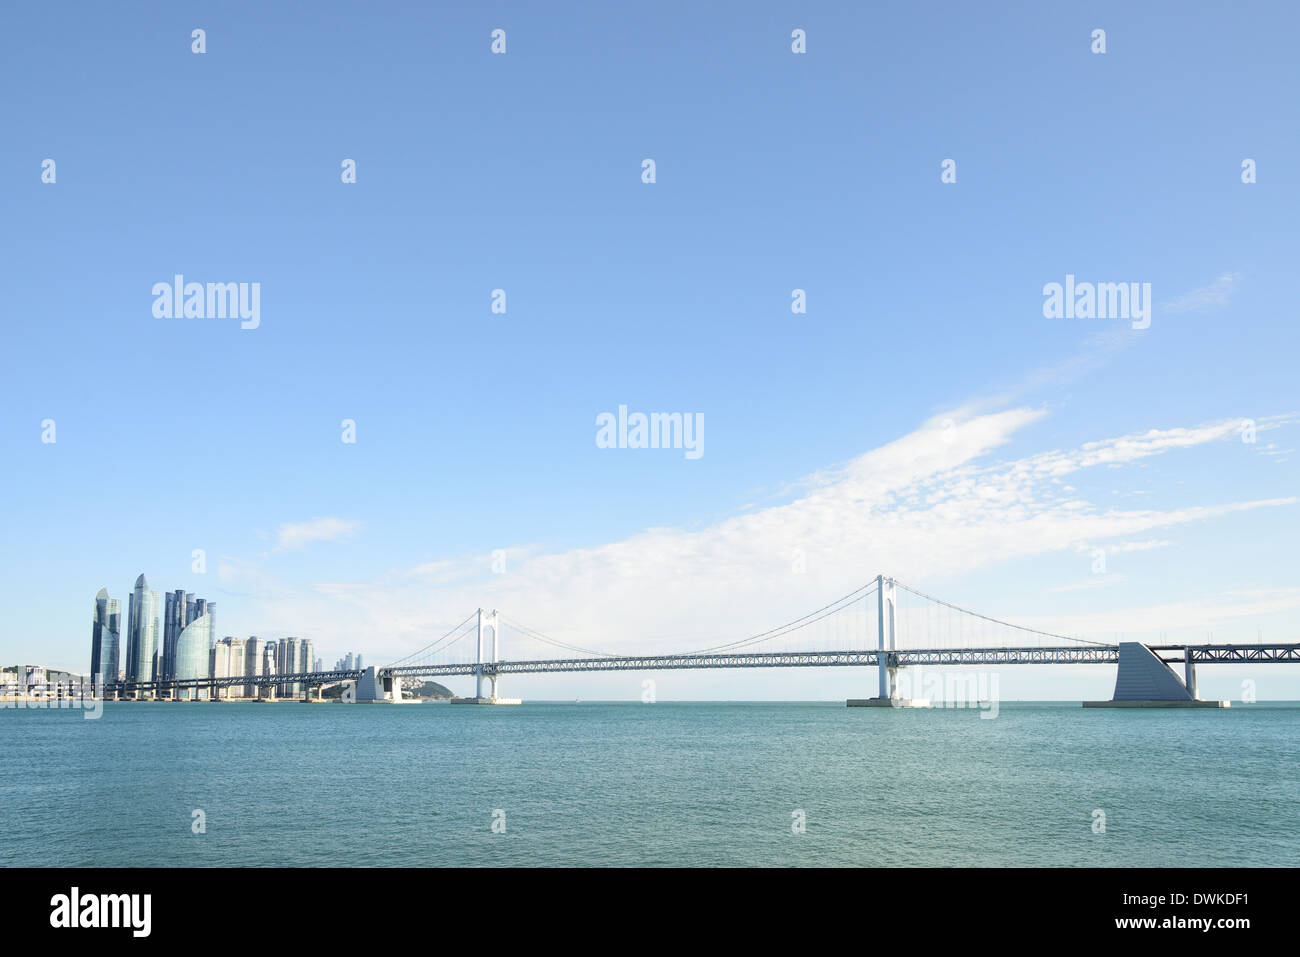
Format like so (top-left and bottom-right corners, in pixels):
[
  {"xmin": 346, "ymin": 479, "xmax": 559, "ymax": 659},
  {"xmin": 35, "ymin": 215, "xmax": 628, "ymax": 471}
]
[
  {"xmin": 161, "ymin": 589, "xmax": 217, "ymax": 682},
  {"xmin": 124, "ymin": 574, "xmax": 161, "ymax": 693},
  {"xmin": 282, "ymin": 637, "xmax": 301, "ymax": 696},
  {"xmin": 191, "ymin": 598, "xmax": 216, "ymax": 650},
  {"xmin": 261, "ymin": 641, "xmax": 279, "ymax": 700},
  {"xmin": 162, "ymin": 589, "xmax": 184, "ymax": 683},
  {"xmin": 212, "ymin": 637, "xmax": 244, "ymax": 698},
  {"xmin": 89, "ymin": 588, "xmax": 121, "ymax": 687},
  {"xmin": 244, "ymin": 637, "xmax": 264, "ymax": 697},
  {"xmin": 172, "ymin": 612, "xmax": 213, "ymax": 701}
]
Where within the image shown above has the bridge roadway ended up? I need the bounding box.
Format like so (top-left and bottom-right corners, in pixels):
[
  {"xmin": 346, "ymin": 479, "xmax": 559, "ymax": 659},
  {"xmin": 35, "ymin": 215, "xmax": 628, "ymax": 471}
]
[
  {"xmin": 106, "ymin": 669, "xmax": 363, "ymax": 696},
  {"xmin": 383, "ymin": 642, "xmax": 1300, "ymax": 679},
  {"xmin": 102, "ymin": 643, "xmax": 1300, "ymax": 695}
]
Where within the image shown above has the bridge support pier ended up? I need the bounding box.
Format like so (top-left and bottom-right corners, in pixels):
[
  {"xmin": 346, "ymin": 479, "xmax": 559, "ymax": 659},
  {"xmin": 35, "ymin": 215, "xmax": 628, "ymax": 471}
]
[{"xmin": 1084, "ymin": 642, "xmax": 1228, "ymax": 708}]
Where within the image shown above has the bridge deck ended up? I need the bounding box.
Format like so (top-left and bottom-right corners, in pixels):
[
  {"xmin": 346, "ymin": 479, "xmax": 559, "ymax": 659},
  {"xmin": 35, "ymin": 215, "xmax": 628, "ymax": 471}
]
[
  {"xmin": 101, "ymin": 643, "xmax": 1300, "ymax": 692},
  {"xmin": 383, "ymin": 643, "xmax": 1300, "ymax": 678}
]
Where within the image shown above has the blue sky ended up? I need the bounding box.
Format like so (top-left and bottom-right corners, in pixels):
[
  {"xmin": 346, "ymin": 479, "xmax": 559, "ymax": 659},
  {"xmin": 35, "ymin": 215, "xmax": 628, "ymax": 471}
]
[{"xmin": 2, "ymin": 1, "xmax": 1297, "ymax": 699}]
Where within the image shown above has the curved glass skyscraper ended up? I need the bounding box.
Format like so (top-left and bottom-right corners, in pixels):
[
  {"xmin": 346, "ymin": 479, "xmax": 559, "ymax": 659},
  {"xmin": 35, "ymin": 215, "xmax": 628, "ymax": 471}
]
[
  {"xmin": 89, "ymin": 588, "xmax": 121, "ymax": 687},
  {"xmin": 125, "ymin": 574, "xmax": 161, "ymax": 694},
  {"xmin": 161, "ymin": 589, "xmax": 216, "ymax": 683},
  {"xmin": 173, "ymin": 612, "xmax": 213, "ymax": 700}
]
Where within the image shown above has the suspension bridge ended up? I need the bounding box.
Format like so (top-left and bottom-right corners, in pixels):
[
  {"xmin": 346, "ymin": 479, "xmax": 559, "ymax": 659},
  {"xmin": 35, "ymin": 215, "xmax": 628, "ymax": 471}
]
[{"xmin": 104, "ymin": 576, "xmax": 1300, "ymax": 707}]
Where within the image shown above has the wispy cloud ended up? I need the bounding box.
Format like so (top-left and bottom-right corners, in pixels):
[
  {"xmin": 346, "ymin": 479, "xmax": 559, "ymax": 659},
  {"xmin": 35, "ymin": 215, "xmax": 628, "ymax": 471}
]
[
  {"xmin": 1073, "ymin": 540, "xmax": 1172, "ymax": 556},
  {"xmin": 1042, "ymin": 587, "xmax": 1300, "ymax": 637},
  {"xmin": 274, "ymin": 517, "xmax": 361, "ymax": 551},
  {"xmin": 225, "ymin": 409, "xmax": 1297, "ymax": 659},
  {"xmin": 1161, "ymin": 272, "xmax": 1240, "ymax": 315}
]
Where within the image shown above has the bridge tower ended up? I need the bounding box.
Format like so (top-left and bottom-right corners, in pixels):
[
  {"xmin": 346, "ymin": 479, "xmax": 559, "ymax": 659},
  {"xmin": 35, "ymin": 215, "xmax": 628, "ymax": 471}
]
[
  {"xmin": 454, "ymin": 607, "xmax": 520, "ymax": 704},
  {"xmin": 475, "ymin": 607, "xmax": 499, "ymax": 700},
  {"xmin": 848, "ymin": 575, "xmax": 930, "ymax": 708},
  {"xmin": 877, "ymin": 575, "xmax": 897, "ymax": 698}
]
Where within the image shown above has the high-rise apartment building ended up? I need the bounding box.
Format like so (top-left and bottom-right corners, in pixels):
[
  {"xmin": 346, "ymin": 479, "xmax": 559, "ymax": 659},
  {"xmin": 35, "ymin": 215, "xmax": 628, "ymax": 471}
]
[
  {"xmin": 172, "ymin": 612, "xmax": 213, "ymax": 700},
  {"xmin": 244, "ymin": 637, "xmax": 264, "ymax": 697},
  {"xmin": 212, "ymin": 637, "xmax": 245, "ymax": 699},
  {"xmin": 163, "ymin": 589, "xmax": 218, "ymax": 681},
  {"xmin": 89, "ymin": 588, "xmax": 121, "ymax": 687},
  {"xmin": 281, "ymin": 637, "xmax": 300, "ymax": 696},
  {"xmin": 261, "ymin": 641, "xmax": 279, "ymax": 700},
  {"xmin": 162, "ymin": 589, "xmax": 185, "ymax": 682},
  {"xmin": 124, "ymin": 575, "xmax": 161, "ymax": 692}
]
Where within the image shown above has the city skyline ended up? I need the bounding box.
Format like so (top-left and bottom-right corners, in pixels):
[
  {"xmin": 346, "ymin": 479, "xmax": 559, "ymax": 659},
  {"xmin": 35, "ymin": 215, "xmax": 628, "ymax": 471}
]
[
  {"xmin": 85, "ymin": 575, "xmax": 318, "ymax": 700},
  {"xmin": 4, "ymin": 4, "xmax": 1297, "ymax": 701}
]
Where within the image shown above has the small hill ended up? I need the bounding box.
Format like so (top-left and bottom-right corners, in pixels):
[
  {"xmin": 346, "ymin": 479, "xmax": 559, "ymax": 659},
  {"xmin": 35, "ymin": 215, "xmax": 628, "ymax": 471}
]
[
  {"xmin": 319, "ymin": 679, "xmax": 456, "ymax": 700},
  {"xmin": 406, "ymin": 680, "xmax": 455, "ymax": 700}
]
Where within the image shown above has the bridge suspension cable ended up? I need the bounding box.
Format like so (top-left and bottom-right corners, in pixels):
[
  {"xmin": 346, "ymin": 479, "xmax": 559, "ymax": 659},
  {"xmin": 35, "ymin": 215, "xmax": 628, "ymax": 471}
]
[
  {"xmin": 492, "ymin": 580, "xmax": 880, "ymax": 662},
  {"xmin": 499, "ymin": 616, "xmax": 617, "ymax": 658},
  {"xmin": 680, "ymin": 579, "xmax": 880, "ymax": 654},
  {"xmin": 389, "ymin": 574, "xmax": 1109, "ymax": 676},
  {"xmin": 892, "ymin": 579, "xmax": 1104, "ymax": 647},
  {"xmin": 384, "ymin": 612, "xmax": 479, "ymax": 668}
]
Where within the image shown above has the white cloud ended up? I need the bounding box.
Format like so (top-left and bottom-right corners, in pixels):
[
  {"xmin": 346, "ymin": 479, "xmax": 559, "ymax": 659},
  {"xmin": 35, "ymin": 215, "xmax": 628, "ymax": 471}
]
[
  {"xmin": 1073, "ymin": 539, "xmax": 1171, "ymax": 556},
  {"xmin": 1040, "ymin": 587, "xmax": 1300, "ymax": 638},
  {"xmin": 274, "ymin": 517, "xmax": 361, "ymax": 551},
  {"xmin": 227, "ymin": 409, "xmax": 1297, "ymax": 662}
]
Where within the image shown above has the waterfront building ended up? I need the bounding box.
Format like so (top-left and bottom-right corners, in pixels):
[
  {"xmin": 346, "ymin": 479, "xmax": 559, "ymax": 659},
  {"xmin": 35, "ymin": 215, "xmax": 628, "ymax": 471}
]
[
  {"xmin": 23, "ymin": 665, "xmax": 47, "ymax": 694},
  {"xmin": 44, "ymin": 669, "xmax": 87, "ymax": 697},
  {"xmin": 212, "ymin": 637, "xmax": 245, "ymax": 698},
  {"xmin": 172, "ymin": 612, "xmax": 213, "ymax": 701},
  {"xmin": 282, "ymin": 637, "xmax": 301, "ymax": 696},
  {"xmin": 161, "ymin": 589, "xmax": 186, "ymax": 682},
  {"xmin": 244, "ymin": 637, "xmax": 264, "ymax": 697},
  {"xmin": 261, "ymin": 642, "xmax": 279, "ymax": 700},
  {"xmin": 160, "ymin": 590, "xmax": 219, "ymax": 681},
  {"xmin": 89, "ymin": 588, "xmax": 121, "ymax": 687},
  {"xmin": 193, "ymin": 599, "xmax": 216, "ymax": 649},
  {"xmin": 204, "ymin": 601, "xmax": 216, "ymax": 651},
  {"xmin": 124, "ymin": 575, "xmax": 161, "ymax": 693},
  {"xmin": 162, "ymin": 589, "xmax": 181, "ymax": 681}
]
